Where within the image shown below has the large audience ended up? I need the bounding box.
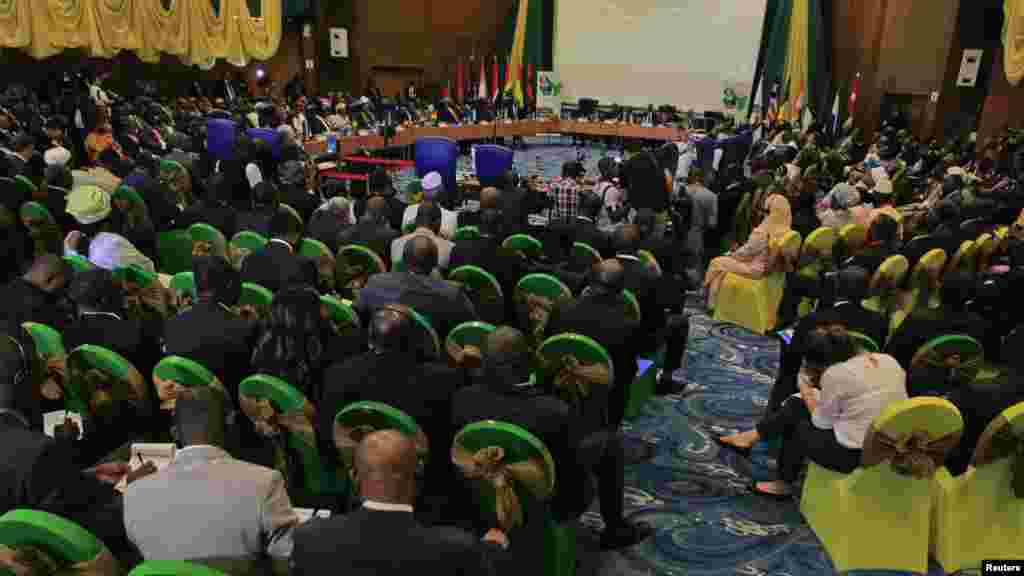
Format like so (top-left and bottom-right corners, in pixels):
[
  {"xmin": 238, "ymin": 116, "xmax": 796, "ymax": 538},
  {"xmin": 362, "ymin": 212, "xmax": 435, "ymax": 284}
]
[{"xmin": 1, "ymin": 69, "xmax": 1024, "ymax": 575}]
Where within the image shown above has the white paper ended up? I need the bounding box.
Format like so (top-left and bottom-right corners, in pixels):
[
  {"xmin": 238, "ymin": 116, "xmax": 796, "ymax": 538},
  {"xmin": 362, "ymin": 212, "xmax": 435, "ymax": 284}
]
[
  {"xmin": 116, "ymin": 443, "xmax": 176, "ymax": 492},
  {"xmin": 294, "ymin": 509, "xmax": 332, "ymax": 523},
  {"xmin": 44, "ymin": 411, "xmax": 83, "ymax": 440}
]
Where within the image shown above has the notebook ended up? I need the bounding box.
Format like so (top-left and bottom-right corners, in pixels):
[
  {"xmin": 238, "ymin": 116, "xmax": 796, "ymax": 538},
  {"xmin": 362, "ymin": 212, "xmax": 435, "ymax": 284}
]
[{"xmin": 115, "ymin": 443, "xmax": 176, "ymax": 493}]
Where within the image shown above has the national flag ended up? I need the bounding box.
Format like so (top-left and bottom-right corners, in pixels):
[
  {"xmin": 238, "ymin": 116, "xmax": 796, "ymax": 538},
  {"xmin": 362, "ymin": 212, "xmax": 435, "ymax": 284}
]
[
  {"xmin": 492, "ymin": 56, "xmax": 499, "ymax": 101},
  {"xmin": 456, "ymin": 60, "xmax": 464, "ymax": 103},
  {"xmin": 441, "ymin": 80, "xmax": 450, "ymax": 100},
  {"xmin": 527, "ymin": 63, "xmax": 535, "ymax": 104},
  {"xmin": 478, "ymin": 59, "xmax": 487, "ymax": 100},
  {"xmin": 849, "ymin": 73, "xmax": 860, "ymax": 116},
  {"xmin": 830, "ymin": 89, "xmax": 840, "ymax": 136}
]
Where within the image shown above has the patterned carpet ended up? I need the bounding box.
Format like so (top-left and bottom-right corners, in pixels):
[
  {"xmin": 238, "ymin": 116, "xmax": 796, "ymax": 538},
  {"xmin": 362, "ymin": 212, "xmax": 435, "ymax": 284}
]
[{"xmin": 575, "ymin": 299, "xmax": 953, "ymax": 576}]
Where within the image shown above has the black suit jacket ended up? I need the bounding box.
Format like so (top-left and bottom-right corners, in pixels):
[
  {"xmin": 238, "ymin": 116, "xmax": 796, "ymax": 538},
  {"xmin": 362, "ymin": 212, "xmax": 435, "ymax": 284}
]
[
  {"xmin": 337, "ymin": 220, "xmax": 399, "ymax": 267},
  {"xmin": 0, "ymin": 279, "xmax": 71, "ymax": 335},
  {"xmin": 63, "ymin": 314, "xmax": 161, "ymax": 379},
  {"xmin": 451, "ymin": 382, "xmax": 592, "ymax": 522},
  {"xmin": 617, "ymin": 255, "xmax": 670, "ymax": 345},
  {"xmin": 945, "ymin": 371, "xmax": 1024, "ymax": 476},
  {"xmin": 291, "ymin": 508, "xmax": 497, "ymax": 576},
  {"xmin": 240, "ymin": 241, "xmax": 317, "ymax": 294},
  {"xmin": 319, "ymin": 351, "xmax": 458, "ymax": 498},
  {"xmin": 545, "ymin": 294, "xmax": 638, "ymax": 426},
  {"xmin": 177, "ymin": 201, "xmax": 238, "ymax": 240},
  {"xmin": 449, "ymin": 236, "xmax": 526, "ymax": 323},
  {"xmin": 305, "ymin": 212, "xmax": 350, "ymax": 254},
  {"xmin": 233, "ymin": 209, "xmax": 274, "ymax": 238},
  {"xmin": 162, "ymin": 300, "xmax": 255, "ymax": 401},
  {"xmin": 0, "ymin": 415, "xmax": 139, "ymax": 563},
  {"xmin": 356, "ymin": 272, "xmax": 478, "ymax": 341},
  {"xmin": 500, "ymin": 186, "xmax": 533, "ymax": 236}
]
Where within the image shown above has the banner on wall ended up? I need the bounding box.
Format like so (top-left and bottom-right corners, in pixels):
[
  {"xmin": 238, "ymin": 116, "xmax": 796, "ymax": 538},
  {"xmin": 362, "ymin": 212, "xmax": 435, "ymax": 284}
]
[{"xmin": 537, "ymin": 71, "xmax": 562, "ymax": 113}]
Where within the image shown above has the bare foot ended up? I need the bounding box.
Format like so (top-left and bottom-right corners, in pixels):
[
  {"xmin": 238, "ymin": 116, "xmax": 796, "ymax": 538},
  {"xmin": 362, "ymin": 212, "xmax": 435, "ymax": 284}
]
[
  {"xmin": 718, "ymin": 429, "xmax": 760, "ymax": 449},
  {"xmin": 754, "ymin": 480, "xmax": 792, "ymax": 496}
]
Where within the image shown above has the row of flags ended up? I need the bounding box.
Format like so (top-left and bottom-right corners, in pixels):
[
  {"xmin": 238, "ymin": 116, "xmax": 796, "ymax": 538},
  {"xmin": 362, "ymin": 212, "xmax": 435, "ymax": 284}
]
[
  {"xmin": 763, "ymin": 72, "xmax": 859, "ymax": 135},
  {"xmin": 440, "ymin": 56, "xmax": 536, "ymax": 107}
]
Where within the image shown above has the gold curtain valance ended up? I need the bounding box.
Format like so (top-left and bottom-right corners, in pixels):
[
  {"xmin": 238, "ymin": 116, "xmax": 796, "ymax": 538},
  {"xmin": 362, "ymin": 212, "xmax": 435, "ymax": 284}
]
[
  {"xmin": 0, "ymin": 0, "xmax": 280, "ymax": 66},
  {"xmin": 1006, "ymin": 0, "xmax": 1024, "ymax": 86}
]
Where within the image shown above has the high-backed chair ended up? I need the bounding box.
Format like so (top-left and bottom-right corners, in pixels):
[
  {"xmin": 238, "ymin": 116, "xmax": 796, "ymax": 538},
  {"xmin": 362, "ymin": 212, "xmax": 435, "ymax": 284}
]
[
  {"xmin": 129, "ymin": 560, "xmax": 229, "ymax": 575},
  {"xmin": 453, "ymin": 226, "xmax": 481, "ymax": 241},
  {"xmin": 65, "ymin": 344, "xmax": 149, "ymax": 426},
  {"xmin": 238, "ymin": 374, "xmax": 346, "ymax": 503},
  {"xmin": 503, "ymin": 234, "xmax": 544, "ymax": 260},
  {"xmin": 236, "ymin": 282, "xmax": 273, "ymax": 323},
  {"xmin": 474, "ymin": 144, "xmax": 515, "ymax": 188},
  {"xmin": 170, "ymin": 272, "xmax": 196, "ymax": 310},
  {"xmin": 415, "ymin": 137, "xmax": 459, "ymax": 200},
  {"xmin": 20, "ymin": 201, "xmax": 60, "ymax": 256},
  {"xmin": 152, "ymin": 356, "xmax": 226, "ymax": 412},
  {"xmin": 908, "ymin": 334, "xmax": 986, "ymax": 397},
  {"xmin": 945, "ymin": 240, "xmax": 978, "ymax": 278},
  {"xmin": 0, "ymin": 509, "xmax": 119, "ymax": 575},
  {"xmin": 452, "ymin": 421, "xmax": 571, "ymax": 576},
  {"xmin": 336, "ymin": 245, "xmax": 387, "ymax": 295},
  {"xmin": 188, "ymin": 223, "xmax": 227, "ymax": 259},
  {"xmin": 228, "ymin": 231, "xmax": 267, "ymax": 270},
  {"xmin": 835, "ymin": 223, "xmax": 868, "ymax": 264},
  {"xmin": 319, "ymin": 295, "xmax": 360, "ymax": 337},
  {"xmin": 572, "ymin": 242, "xmax": 601, "ymax": 269},
  {"xmin": 897, "ymin": 248, "xmax": 947, "ymax": 328},
  {"xmin": 206, "ymin": 118, "xmax": 238, "ymax": 163},
  {"xmin": 800, "ymin": 397, "xmax": 964, "ymax": 574},
  {"xmin": 795, "ymin": 227, "xmax": 835, "ymax": 317},
  {"xmin": 713, "ymin": 230, "xmax": 802, "ymax": 334},
  {"xmin": 245, "ymin": 128, "xmax": 282, "ymax": 159},
  {"xmin": 973, "ymin": 233, "xmax": 996, "ymax": 274},
  {"xmin": 514, "ymin": 273, "xmax": 573, "ymax": 344},
  {"xmin": 445, "ymin": 321, "xmax": 497, "ymax": 370},
  {"xmin": 862, "ymin": 254, "xmax": 909, "ymax": 316},
  {"xmin": 406, "ymin": 306, "xmax": 442, "ymax": 361},
  {"xmin": 449, "ymin": 265, "xmax": 505, "ymax": 324},
  {"xmin": 931, "ymin": 401, "xmax": 1024, "ymax": 573},
  {"xmin": 299, "ymin": 238, "xmax": 336, "ymax": 292}
]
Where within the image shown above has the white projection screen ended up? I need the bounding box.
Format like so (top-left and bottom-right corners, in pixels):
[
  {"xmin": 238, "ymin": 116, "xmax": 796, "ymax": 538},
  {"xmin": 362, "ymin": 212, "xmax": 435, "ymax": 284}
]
[{"xmin": 554, "ymin": 0, "xmax": 767, "ymax": 112}]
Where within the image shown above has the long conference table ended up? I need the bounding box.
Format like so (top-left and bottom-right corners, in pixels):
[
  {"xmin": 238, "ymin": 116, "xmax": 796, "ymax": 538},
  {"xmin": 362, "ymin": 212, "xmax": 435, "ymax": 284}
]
[{"xmin": 302, "ymin": 120, "xmax": 687, "ymax": 158}]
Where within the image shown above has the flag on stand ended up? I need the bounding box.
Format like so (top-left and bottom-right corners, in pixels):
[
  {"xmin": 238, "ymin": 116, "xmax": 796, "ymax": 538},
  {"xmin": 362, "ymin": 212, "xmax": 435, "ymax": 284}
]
[
  {"xmin": 478, "ymin": 59, "xmax": 487, "ymax": 100},
  {"xmin": 456, "ymin": 60, "xmax": 464, "ymax": 103},
  {"xmin": 849, "ymin": 74, "xmax": 860, "ymax": 116},
  {"xmin": 492, "ymin": 55, "xmax": 500, "ymax": 102},
  {"xmin": 441, "ymin": 80, "xmax": 450, "ymax": 100},
  {"xmin": 830, "ymin": 89, "xmax": 840, "ymax": 136},
  {"xmin": 526, "ymin": 63, "xmax": 534, "ymax": 104}
]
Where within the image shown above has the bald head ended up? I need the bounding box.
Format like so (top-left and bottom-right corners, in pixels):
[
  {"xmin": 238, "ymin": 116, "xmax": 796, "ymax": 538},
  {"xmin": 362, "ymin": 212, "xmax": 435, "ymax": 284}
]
[
  {"xmin": 355, "ymin": 430, "xmax": 418, "ymax": 504},
  {"xmin": 365, "ymin": 196, "xmax": 389, "ymax": 222},
  {"xmin": 479, "ymin": 187, "xmax": 502, "ymax": 211},
  {"xmin": 404, "ymin": 235, "xmax": 438, "ymax": 275},
  {"xmin": 24, "ymin": 254, "xmax": 70, "ymax": 293},
  {"xmin": 590, "ymin": 259, "xmax": 625, "ymax": 296}
]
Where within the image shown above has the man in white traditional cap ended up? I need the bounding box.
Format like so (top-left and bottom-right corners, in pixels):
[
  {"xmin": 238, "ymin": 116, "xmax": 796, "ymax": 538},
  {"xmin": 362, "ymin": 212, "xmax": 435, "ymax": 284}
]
[
  {"xmin": 401, "ymin": 172, "xmax": 458, "ymax": 239},
  {"xmin": 63, "ymin": 185, "xmax": 156, "ymax": 273}
]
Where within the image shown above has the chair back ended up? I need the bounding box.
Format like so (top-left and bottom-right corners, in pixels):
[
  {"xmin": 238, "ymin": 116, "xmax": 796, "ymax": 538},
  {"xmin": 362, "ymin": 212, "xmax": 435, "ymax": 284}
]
[
  {"xmin": 237, "ymin": 283, "xmax": 273, "ymax": 322},
  {"xmin": 910, "ymin": 334, "xmax": 986, "ymax": 395},
  {"xmin": 837, "ymin": 223, "xmax": 868, "ymax": 262},
  {"xmin": 170, "ymin": 272, "xmax": 196, "ymax": 309},
  {"xmin": 502, "ymin": 234, "xmax": 543, "ymax": 259},
  {"xmin": 319, "ymin": 295, "xmax": 360, "ymax": 334},
  {"xmin": 300, "ymin": 238, "xmax": 336, "ymax": 291},
  {"xmin": 129, "ymin": 560, "xmax": 229, "ymax": 575},
  {"xmin": 907, "ymin": 248, "xmax": 947, "ymax": 313},
  {"xmin": 334, "ymin": 401, "xmax": 428, "ymax": 476},
  {"xmin": 449, "ymin": 265, "xmax": 504, "ymax": 324},
  {"xmin": 474, "ymin": 145, "xmax": 514, "ymax": 187},
  {"xmin": 536, "ymin": 333, "xmax": 614, "ymax": 411},
  {"xmin": 152, "ymin": 356, "xmax": 226, "ymax": 411},
  {"xmin": 445, "ymin": 321, "xmax": 497, "ymax": 370},
  {"xmin": 0, "ymin": 509, "xmax": 116, "ymax": 575},
  {"xmin": 406, "ymin": 306, "xmax": 442, "ymax": 360},
  {"xmin": 969, "ymin": 400, "xmax": 1024, "ymax": 497},
  {"xmin": 21, "ymin": 322, "xmax": 65, "ymax": 360},
  {"xmin": 188, "ymin": 223, "xmax": 227, "ymax": 259},
  {"xmin": 797, "ymin": 226, "xmax": 835, "ymax": 273},
  {"xmin": 946, "ymin": 240, "xmax": 977, "ymax": 276},
  {"xmin": 846, "ymin": 330, "xmax": 881, "ymax": 353},
  {"xmin": 19, "ymin": 201, "xmax": 56, "ymax": 227},
  {"xmin": 415, "ymin": 137, "xmax": 458, "ymax": 198},
  {"xmin": 238, "ymin": 374, "xmax": 324, "ymax": 493},
  {"xmin": 959, "ymin": 217, "xmax": 986, "ymax": 239},
  {"xmin": 973, "ymin": 233, "xmax": 996, "ymax": 273},
  {"xmin": 772, "ymin": 230, "xmax": 803, "ymax": 273},
  {"xmin": 157, "ymin": 230, "xmax": 194, "ymax": 275},
  {"xmin": 861, "ymin": 397, "xmax": 964, "ymax": 478},
  {"xmin": 452, "ymin": 421, "xmax": 556, "ymax": 533},
  {"xmin": 453, "ymin": 226, "xmax": 481, "ymax": 241},
  {"xmin": 65, "ymin": 344, "xmax": 148, "ymax": 420},
  {"xmin": 228, "ymin": 231, "xmax": 267, "ymax": 269},
  {"xmin": 206, "ymin": 118, "xmax": 238, "ymax": 162},
  {"xmin": 336, "ymin": 245, "xmax": 386, "ymax": 293}
]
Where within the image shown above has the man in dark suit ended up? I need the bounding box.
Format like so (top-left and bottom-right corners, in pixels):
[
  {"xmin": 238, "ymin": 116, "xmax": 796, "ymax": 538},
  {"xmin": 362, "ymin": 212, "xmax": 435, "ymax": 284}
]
[
  {"xmin": 0, "ymin": 328, "xmax": 138, "ymax": 563},
  {"xmin": 234, "ymin": 181, "xmax": 278, "ymax": 238},
  {"xmin": 356, "ymin": 236, "xmax": 477, "ymax": 340},
  {"xmin": 164, "ymin": 256, "xmax": 254, "ymax": 402},
  {"xmin": 292, "ymin": 430, "xmax": 505, "ymax": 576},
  {"xmin": 612, "ymin": 225, "xmax": 689, "ymax": 393},
  {"xmin": 305, "ymin": 196, "xmax": 354, "ymax": 254},
  {"xmin": 500, "ymin": 170, "xmax": 538, "ymax": 236},
  {"xmin": 457, "ymin": 187, "xmax": 502, "ymax": 230},
  {"xmin": 240, "ymin": 207, "xmax": 317, "ymax": 293},
  {"xmin": 541, "ymin": 260, "xmax": 653, "ymax": 549},
  {"xmin": 0, "ymin": 254, "xmax": 72, "ymax": 335},
  {"xmin": 176, "ymin": 173, "xmax": 238, "ymax": 240},
  {"xmin": 634, "ymin": 208, "xmax": 678, "ymax": 274},
  {"xmin": 320, "ymin": 307, "xmax": 460, "ymax": 516},
  {"xmin": 337, "ymin": 196, "xmax": 399, "ymax": 267},
  {"xmin": 362, "ymin": 169, "xmax": 407, "ymax": 233},
  {"xmin": 449, "ymin": 208, "xmax": 526, "ymax": 322},
  {"xmin": 573, "ymin": 192, "xmax": 612, "ymax": 258},
  {"xmin": 451, "ymin": 327, "xmax": 593, "ymax": 526}
]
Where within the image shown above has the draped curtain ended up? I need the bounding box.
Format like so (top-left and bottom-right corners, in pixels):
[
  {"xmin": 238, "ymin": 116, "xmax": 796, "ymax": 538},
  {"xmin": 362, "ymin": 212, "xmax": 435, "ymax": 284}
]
[
  {"xmin": 0, "ymin": 0, "xmax": 281, "ymax": 66},
  {"xmin": 1006, "ymin": 0, "xmax": 1024, "ymax": 86}
]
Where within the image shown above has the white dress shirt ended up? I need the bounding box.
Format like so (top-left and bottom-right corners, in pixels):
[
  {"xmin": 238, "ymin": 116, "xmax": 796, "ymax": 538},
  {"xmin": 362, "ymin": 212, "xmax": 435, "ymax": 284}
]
[{"xmin": 812, "ymin": 353, "xmax": 908, "ymax": 449}]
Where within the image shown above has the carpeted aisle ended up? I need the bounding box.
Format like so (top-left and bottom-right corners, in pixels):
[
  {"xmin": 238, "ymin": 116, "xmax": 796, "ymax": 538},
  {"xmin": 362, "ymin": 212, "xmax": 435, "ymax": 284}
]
[{"xmin": 580, "ymin": 301, "xmax": 950, "ymax": 576}]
